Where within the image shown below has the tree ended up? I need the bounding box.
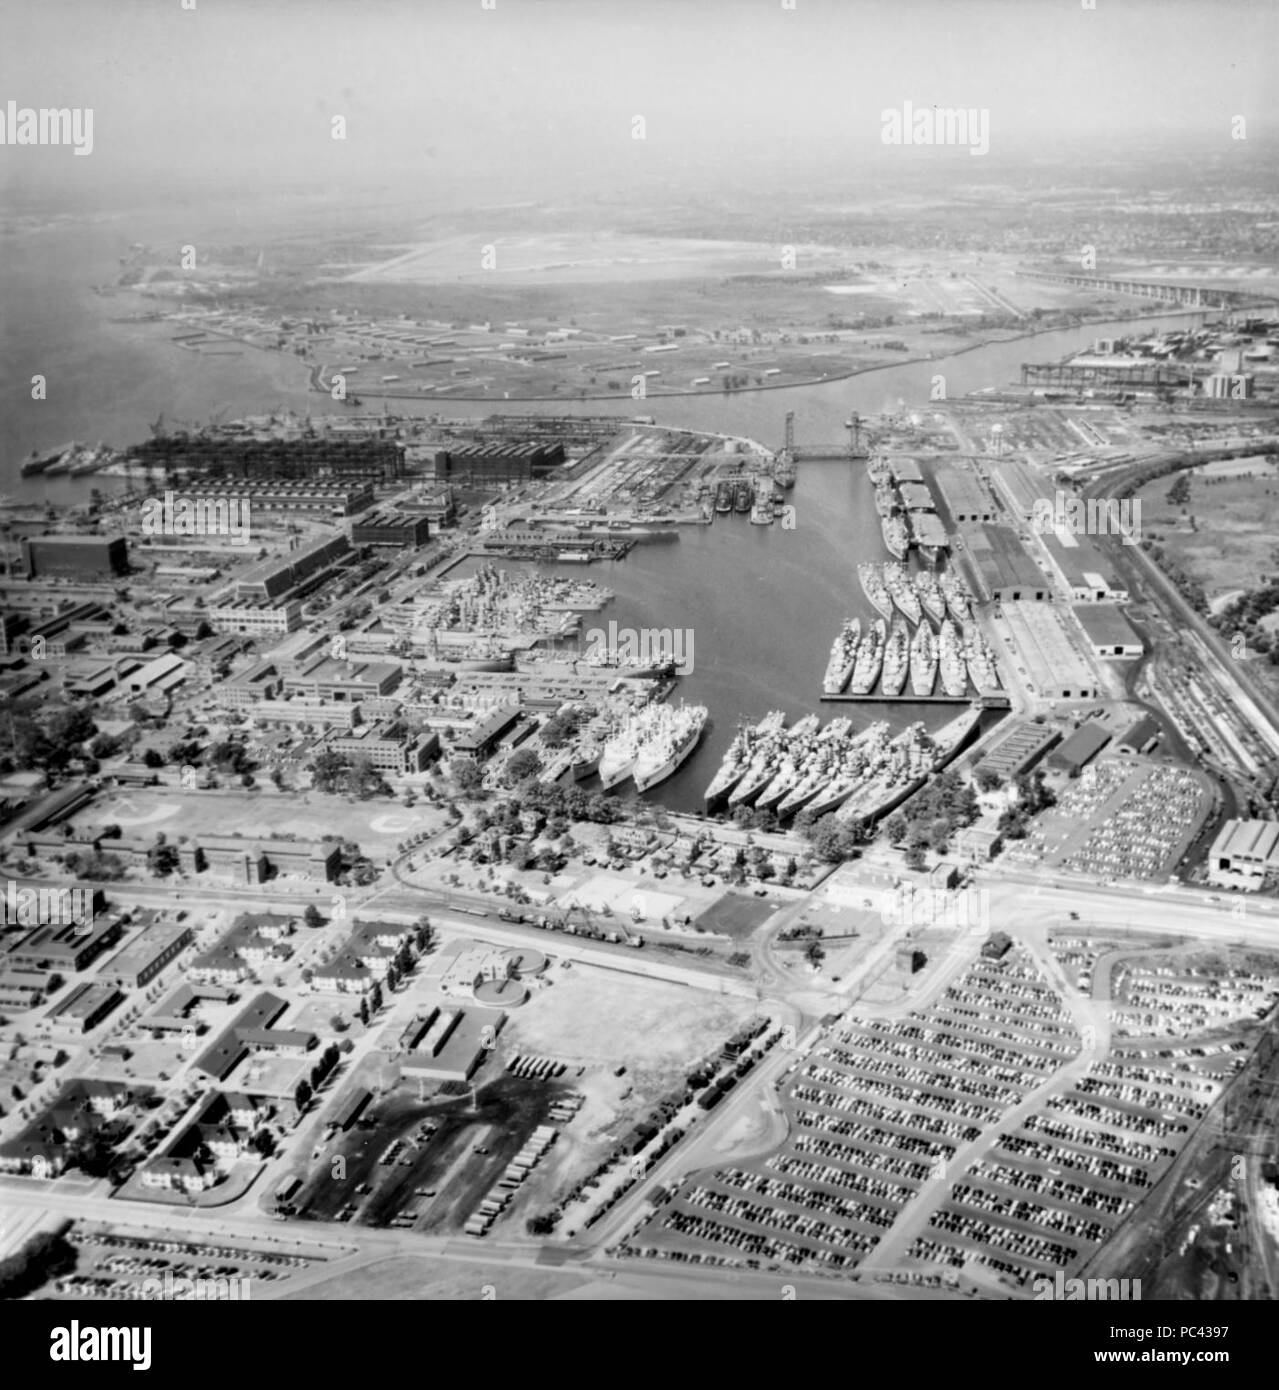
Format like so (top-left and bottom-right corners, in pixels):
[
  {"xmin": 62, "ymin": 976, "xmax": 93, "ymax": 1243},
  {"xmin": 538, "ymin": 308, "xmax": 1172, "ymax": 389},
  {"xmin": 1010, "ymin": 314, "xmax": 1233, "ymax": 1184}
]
[
  {"xmin": 302, "ymin": 904, "xmax": 323, "ymax": 929},
  {"xmin": 974, "ymin": 767, "xmax": 1003, "ymax": 794},
  {"xmin": 142, "ymin": 748, "xmax": 165, "ymax": 769},
  {"xmin": 804, "ymin": 940, "xmax": 825, "ymax": 967},
  {"xmin": 452, "ymin": 760, "xmax": 484, "ymax": 796},
  {"xmin": 504, "ymin": 748, "xmax": 542, "ymax": 787},
  {"xmin": 294, "ymin": 1079, "xmax": 312, "ymax": 1111}
]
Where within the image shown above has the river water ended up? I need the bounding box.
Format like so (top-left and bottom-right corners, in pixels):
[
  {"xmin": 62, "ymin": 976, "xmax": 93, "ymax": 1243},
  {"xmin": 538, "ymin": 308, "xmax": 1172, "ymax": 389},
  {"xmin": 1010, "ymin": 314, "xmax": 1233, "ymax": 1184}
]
[{"xmin": 1, "ymin": 217, "xmax": 1208, "ymax": 811}]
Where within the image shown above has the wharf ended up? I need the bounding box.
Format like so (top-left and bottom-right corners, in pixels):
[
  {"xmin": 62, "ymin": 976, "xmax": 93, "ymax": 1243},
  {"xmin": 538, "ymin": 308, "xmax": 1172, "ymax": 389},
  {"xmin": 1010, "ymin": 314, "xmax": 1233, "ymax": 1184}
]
[{"xmin": 820, "ymin": 692, "xmax": 1012, "ymax": 708}]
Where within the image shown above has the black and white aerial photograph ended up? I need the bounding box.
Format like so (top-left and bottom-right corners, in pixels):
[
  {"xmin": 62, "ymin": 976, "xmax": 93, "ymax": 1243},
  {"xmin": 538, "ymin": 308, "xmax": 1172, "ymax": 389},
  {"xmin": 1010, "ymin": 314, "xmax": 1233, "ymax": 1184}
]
[{"xmin": 1, "ymin": 0, "xmax": 1278, "ymax": 1353}]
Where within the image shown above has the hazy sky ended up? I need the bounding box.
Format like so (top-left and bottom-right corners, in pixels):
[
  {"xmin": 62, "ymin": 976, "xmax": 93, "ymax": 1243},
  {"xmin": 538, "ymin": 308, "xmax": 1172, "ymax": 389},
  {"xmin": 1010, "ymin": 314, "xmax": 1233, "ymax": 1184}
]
[{"xmin": 1, "ymin": 0, "xmax": 1275, "ymax": 205}]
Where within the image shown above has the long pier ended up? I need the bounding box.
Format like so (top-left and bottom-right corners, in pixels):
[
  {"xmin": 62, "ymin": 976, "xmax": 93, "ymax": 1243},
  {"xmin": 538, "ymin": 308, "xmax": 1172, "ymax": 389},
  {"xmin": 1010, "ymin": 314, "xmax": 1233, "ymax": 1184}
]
[{"xmin": 820, "ymin": 691, "xmax": 1012, "ymax": 708}]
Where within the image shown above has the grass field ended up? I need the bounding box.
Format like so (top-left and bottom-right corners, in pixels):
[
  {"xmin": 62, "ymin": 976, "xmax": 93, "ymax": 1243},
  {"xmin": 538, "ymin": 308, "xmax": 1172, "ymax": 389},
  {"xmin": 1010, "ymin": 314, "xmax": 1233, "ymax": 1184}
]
[
  {"xmin": 74, "ymin": 788, "xmax": 429, "ymax": 862},
  {"xmin": 1136, "ymin": 466, "xmax": 1279, "ymax": 599}
]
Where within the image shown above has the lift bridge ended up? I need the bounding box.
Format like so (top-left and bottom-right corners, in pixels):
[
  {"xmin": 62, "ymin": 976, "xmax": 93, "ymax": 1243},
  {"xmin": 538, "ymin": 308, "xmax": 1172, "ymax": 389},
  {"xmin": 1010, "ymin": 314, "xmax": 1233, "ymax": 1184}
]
[{"xmin": 781, "ymin": 411, "xmax": 870, "ymax": 463}]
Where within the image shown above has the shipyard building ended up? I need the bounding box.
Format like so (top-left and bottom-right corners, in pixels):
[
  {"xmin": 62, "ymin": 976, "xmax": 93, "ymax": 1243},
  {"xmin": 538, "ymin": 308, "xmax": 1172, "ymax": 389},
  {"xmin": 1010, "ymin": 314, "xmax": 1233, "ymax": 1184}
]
[
  {"xmin": 430, "ymin": 441, "xmax": 566, "ymax": 484},
  {"xmin": 22, "ymin": 535, "xmax": 129, "ymax": 581}
]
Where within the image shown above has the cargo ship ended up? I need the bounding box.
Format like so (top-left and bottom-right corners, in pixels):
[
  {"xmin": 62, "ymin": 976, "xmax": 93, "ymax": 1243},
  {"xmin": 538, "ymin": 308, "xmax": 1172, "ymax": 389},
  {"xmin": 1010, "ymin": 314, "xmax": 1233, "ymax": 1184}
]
[
  {"xmin": 849, "ymin": 617, "xmax": 887, "ymax": 695},
  {"xmin": 597, "ymin": 719, "xmax": 642, "ymax": 789},
  {"xmin": 715, "ymin": 480, "xmax": 733, "ymax": 513},
  {"xmin": 750, "ymin": 479, "xmax": 775, "ymax": 525},
  {"xmin": 822, "ymin": 618, "xmax": 861, "ymax": 695},
  {"xmin": 858, "ymin": 563, "xmax": 894, "ymax": 622},
  {"xmin": 880, "ymin": 616, "xmax": 911, "ymax": 697},
  {"xmin": 633, "ymin": 703, "xmax": 709, "ymax": 793},
  {"xmin": 774, "ymin": 453, "xmax": 796, "ymax": 488},
  {"xmin": 571, "ymin": 741, "xmax": 603, "ymax": 780},
  {"xmin": 734, "ymin": 481, "xmax": 752, "ymax": 514},
  {"xmin": 910, "ymin": 620, "xmax": 938, "ymax": 697},
  {"xmin": 884, "ymin": 562, "xmax": 922, "ymax": 625},
  {"xmin": 914, "ymin": 570, "xmax": 948, "ymax": 624},
  {"xmin": 882, "ymin": 513, "xmax": 910, "ymax": 560},
  {"xmin": 874, "ymin": 482, "xmax": 899, "ymax": 519},
  {"xmin": 938, "ymin": 618, "xmax": 969, "ymax": 698}
]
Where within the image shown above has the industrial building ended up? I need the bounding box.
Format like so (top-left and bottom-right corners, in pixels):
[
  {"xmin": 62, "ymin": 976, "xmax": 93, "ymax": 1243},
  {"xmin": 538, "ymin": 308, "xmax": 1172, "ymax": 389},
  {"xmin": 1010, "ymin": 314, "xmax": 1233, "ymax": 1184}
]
[
  {"xmin": 124, "ymin": 431, "xmax": 404, "ymax": 482},
  {"xmin": 350, "ymin": 510, "xmax": 431, "ymax": 548},
  {"xmin": 963, "ymin": 524, "xmax": 1051, "ymax": 602},
  {"xmin": 205, "ymin": 599, "xmax": 304, "ymax": 635},
  {"xmin": 1116, "ymin": 714, "xmax": 1161, "ymax": 756},
  {"xmin": 934, "ymin": 466, "xmax": 999, "ymax": 524},
  {"xmin": 230, "ymin": 534, "xmax": 352, "ymax": 604},
  {"xmin": 399, "ymin": 1006, "xmax": 506, "ymax": 1083},
  {"xmin": 430, "ymin": 441, "xmax": 565, "ymax": 484},
  {"xmin": 1206, "ymin": 819, "xmax": 1279, "ymax": 889},
  {"xmin": 452, "ymin": 708, "xmax": 523, "ymax": 760},
  {"xmin": 975, "ymin": 720, "xmax": 1063, "ymax": 781},
  {"xmin": 21, "ymin": 535, "xmax": 129, "ymax": 580},
  {"xmin": 4, "ymin": 913, "xmax": 119, "ymax": 974},
  {"xmin": 98, "ymin": 921, "xmax": 194, "ymax": 990},
  {"xmin": 282, "ymin": 655, "xmax": 403, "ymax": 702},
  {"xmin": 161, "ymin": 480, "xmax": 376, "ymax": 517},
  {"xmin": 1049, "ymin": 720, "xmax": 1112, "ymax": 772},
  {"xmin": 45, "ymin": 982, "xmax": 124, "ymax": 1033},
  {"xmin": 991, "ymin": 459, "xmax": 1058, "ymax": 522},
  {"xmin": 1038, "ymin": 529, "xmax": 1129, "ymax": 603},
  {"xmin": 1073, "ymin": 603, "xmax": 1144, "ymax": 658},
  {"xmin": 1001, "ymin": 601, "xmax": 1101, "ymax": 702}
]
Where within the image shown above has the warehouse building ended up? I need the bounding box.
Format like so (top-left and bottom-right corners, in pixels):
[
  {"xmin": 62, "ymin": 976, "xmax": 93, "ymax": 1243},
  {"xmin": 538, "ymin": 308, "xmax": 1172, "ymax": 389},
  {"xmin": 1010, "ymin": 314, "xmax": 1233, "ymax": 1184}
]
[
  {"xmin": 282, "ymin": 655, "xmax": 402, "ymax": 702},
  {"xmin": 888, "ymin": 457, "xmax": 924, "ymax": 484},
  {"xmin": 934, "ymin": 467, "xmax": 999, "ymax": 524},
  {"xmin": 1001, "ymin": 602, "xmax": 1100, "ymax": 702},
  {"xmin": 45, "ymin": 981, "xmax": 124, "ymax": 1034},
  {"xmin": 1049, "ymin": 720, "xmax": 1112, "ymax": 772},
  {"xmin": 991, "ymin": 459, "xmax": 1058, "ymax": 522},
  {"xmin": 21, "ymin": 535, "xmax": 129, "ymax": 580},
  {"xmin": 976, "ymin": 721, "xmax": 1063, "ymax": 781},
  {"xmin": 964, "ymin": 524, "xmax": 1051, "ymax": 602},
  {"xmin": 99, "ymin": 921, "xmax": 194, "ymax": 990},
  {"xmin": 430, "ymin": 441, "xmax": 565, "ymax": 484},
  {"xmin": 1073, "ymin": 603, "xmax": 1144, "ymax": 658},
  {"xmin": 1116, "ymin": 714, "xmax": 1161, "ymax": 756},
  {"xmin": 1207, "ymin": 819, "xmax": 1279, "ymax": 889},
  {"xmin": 230, "ymin": 534, "xmax": 352, "ymax": 605},
  {"xmin": 350, "ymin": 510, "xmax": 431, "ymax": 548},
  {"xmin": 1037, "ymin": 530, "xmax": 1129, "ymax": 603}
]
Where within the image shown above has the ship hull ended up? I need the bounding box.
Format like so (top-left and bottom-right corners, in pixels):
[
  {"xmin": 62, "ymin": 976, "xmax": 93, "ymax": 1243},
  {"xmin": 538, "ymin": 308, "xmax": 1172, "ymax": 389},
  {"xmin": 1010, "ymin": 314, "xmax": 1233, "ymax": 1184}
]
[{"xmin": 634, "ymin": 723, "xmax": 706, "ymax": 793}]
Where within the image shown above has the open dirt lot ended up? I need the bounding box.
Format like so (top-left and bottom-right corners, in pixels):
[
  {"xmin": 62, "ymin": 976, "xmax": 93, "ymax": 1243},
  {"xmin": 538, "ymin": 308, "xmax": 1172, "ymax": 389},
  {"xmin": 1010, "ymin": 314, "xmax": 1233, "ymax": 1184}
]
[{"xmin": 502, "ymin": 966, "xmax": 755, "ymax": 1072}]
